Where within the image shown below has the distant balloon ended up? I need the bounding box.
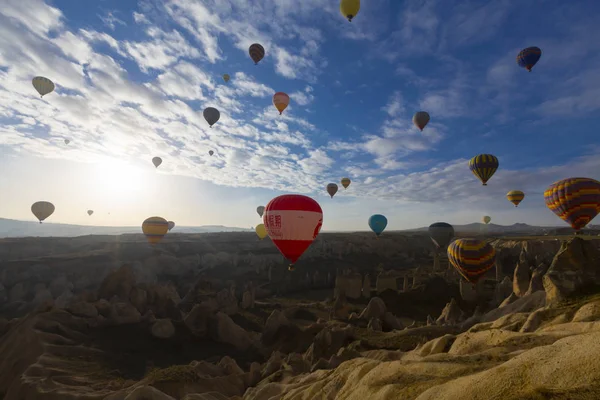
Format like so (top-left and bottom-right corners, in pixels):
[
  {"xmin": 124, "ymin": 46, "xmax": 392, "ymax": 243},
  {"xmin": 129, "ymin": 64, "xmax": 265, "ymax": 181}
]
[
  {"xmin": 507, "ymin": 190, "xmax": 525, "ymax": 207},
  {"xmin": 209, "ymin": 150, "xmax": 214, "ymax": 156},
  {"xmin": 32, "ymin": 76, "xmax": 55, "ymax": 97},
  {"xmin": 255, "ymin": 223, "xmax": 268, "ymax": 240},
  {"xmin": 482, "ymin": 216, "xmax": 491, "ymax": 224},
  {"xmin": 249, "ymin": 43, "xmax": 265, "ymax": 65},
  {"xmin": 326, "ymin": 183, "xmax": 339, "ymax": 198},
  {"xmin": 273, "ymin": 92, "xmax": 290, "ymax": 115},
  {"xmin": 368, "ymin": 214, "xmax": 388, "ymax": 237},
  {"xmin": 203, "ymin": 107, "xmax": 220, "ymax": 128},
  {"xmin": 64, "ymin": 139, "xmax": 70, "ymax": 145},
  {"xmin": 544, "ymin": 177, "xmax": 600, "ymax": 231},
  {"xmin": 412, "ymin": 111, "xmax": 430, "ymax": 131},
  {"xmin": 87, "ymin": 210, "xmax": 93, "ymax": 216},
  {"xmin": 142, "ymin": 216, "xmax": 169, "ymax": 245},
  {"xmin": 222, "ymin": 74, "xmax": 230, "ymax": 83},
  {"xmin": 31, "ymin": 201, "xmax": 55, "ymax": 224},
  {"xmin": 428, "ymin": 222, "xmax": 455, "ymax": 250},
  {"xmin": 152, "ymin": 157, "xmax": 162, "ymax": 168},
  {"xmin": 257, "ymin": 206, "xmax": 265, "ymax": 218},
  {"xmin": 340, "ymin": 0, "xmax": 360, "ymax": 22},
  {"xmin": 517, "ymin": 47, "xmax": 542, "ymax": 72},
  {"xmin": 341, "ymin": 177, "xmax": 351, "ymax": 189},
  {"xmin": 263, "ymin": 194, "xmax": 323, "ymax": 271},
  {"xmin": 168, "ymin": 221, "xmax": 175, "ymax": 231},
  {"xmin": 448, "ymin": 238, "xmax": 496, "ymax": 284},
  {"xmin": 469, "ymin": 154, "xmax": 499, "ymax": 186}
]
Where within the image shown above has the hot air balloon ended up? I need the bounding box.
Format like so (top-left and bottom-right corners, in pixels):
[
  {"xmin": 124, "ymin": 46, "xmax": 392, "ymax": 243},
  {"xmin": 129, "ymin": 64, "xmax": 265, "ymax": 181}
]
[
  {"xmin": 168, "ymin": 221, "xmax": 175, "ymax": 231},
  {"xmin": 340, "ymin": 0, "xmax": 360, "ymax": 22},
  {"xmin": 341, "ymin": 177, "xmax": 351, "ymax": 189},
  {"xmin": 507, "ymin": 190, "xmax": 525, "ymax": 207},
  {"xmin": 263, "ymin": 194, "xmax": 323, "ymax": 271},
  {"xmin": 209, "ymin": 150, "xmax": 214, "ymax": 156},
  {"xmin": 412, "ymin": 111, "xmax": 430, "ymax": 131},
  {"xmin": 152, "ymin": 157, "xmax": 162, "ymax": 168},
  {"xmin": 222, "ymin": 74, "xmax": 230, "ymax": 83},
  {"xmin": 428, "ymin": 222, "xmax": 455, "ymax": 250},
  {"xmin": 255, "ymin": 223, "xmax": 268, "ymax": 240},
  {"xmin": 31, "ymin": 201, "xmax": 55, "ymax": 224},
  {"xmin": 142, "ymin": 216, "xmax": 169, "ymax": 245},
  {"xmin": 517, "ymin": 47, "xmax": 542, "ymax": 72},
  {"xmin": 273, "ymin": 92, "xmax": 290, "ymax": 115},
  {"xmin": 87, "ymin": 210, "xmax": 93, "ymax": 216},
  {"xmin": 447, "ymin": 238, "xmax": 496, "ymax": 284},
  {"xmin": 326, "ymin": 183, "xmax": 339, "ymax": 198},
  {"xmin": 544, "ymin": 177, "xmax": 600, "ymax": 231},
  {"xmin": 249, "ymin": 43, "xmax": 265, "ymax": 65},
  {"xmin": 368, "ymin": 214, "xmax": 387, "ymax": 238},
  {"xmin": 32, "ymin": 76, "xmax": 55, "ymax": 97},
  {"xmin": 482, "ymin": 216, "xmax": 491, "ymax": 224},
  {"xmin": 257, "ymin": 206, "xmax": 265, "ymax": 218},
  {"xmin": 469, "ymin": 154, "xmax": 498, "ymax": 186},
  {"xmin": 64, "ymin": 139, "xmax": 70, "ymax": 145},
  {"xmin": 203, "ymin": 107, "xmax": 220, "ymax": 128}
]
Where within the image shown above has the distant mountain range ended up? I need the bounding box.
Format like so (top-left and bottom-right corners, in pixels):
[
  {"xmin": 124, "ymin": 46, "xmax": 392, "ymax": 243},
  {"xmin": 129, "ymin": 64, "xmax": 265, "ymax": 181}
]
[
  {"xmin": 401, "ymin": 222, "xmax": 600, "ymax": 235},
  {"xmin": 0, "ymin": 218, "xmax": 251, "ymax": 238}
]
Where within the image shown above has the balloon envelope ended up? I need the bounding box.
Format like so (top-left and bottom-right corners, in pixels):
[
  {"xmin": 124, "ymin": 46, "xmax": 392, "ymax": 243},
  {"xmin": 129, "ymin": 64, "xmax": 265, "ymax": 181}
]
[
  {"xmin": 412, "ymin": 111, "xmax": 430, "ymax": 131},
  {"xmin": 203, "ymin": 107, "xmax": 220, "ymax": 127},
  {"xmin": 142, "ymin": 217, "xmax": 169, "ymax": 245},
  {"xmin": 249, "ymin": 43, "xmax": 265, "ymax": 64},
  {"xmin": 257, "ymin": 206, "xmax": 265, "ymax": 218},
  {"xmin": 341, "ymin": 177, "xmax": 351, "ymax": 189},
  {"xmin": 428, "ymin": 222, "xmax": 455, "ymax": 249},
  {"xmin": 507, "ymin": 190, "xmax": 525, "ymax": 207},
  {"xmin": 168, "ymin": 221, "xmax": 175, "ymax": 231},
  {"xmin": 31, "ymin": 201, "xmax": 55, "ymax": 223},
  {"xmin": 340, "ymin": 0, "xmax": 360, "ymax": 22},
  {"xmin": 368, "ymin": 214, "xmax": 388, "ymax": 236},
  {"xmin": 152, "ymin": 157, "xmax": 162, "ymax": 168},
  {"xmin": 326, "ymin": 183, "xmax": 338, "ymax": 198},
  {"xmin": 482, "ymin": 216, "xmax": 491, "ymax": 224},
  {"xmin": 87, "ymin": 210, "xmax": 93, "ymax": 216},
  {"xmin": 64, "ymin": 139, "xmax": 70, "ymax": 145},
  {"xmin": 469, "ymin": 154, "xmax": 498, "ymax": 186},
  {"xmin": 447, "ymin": 238, "xmax": 496, "ymax": 284},
  {"xmin": 544, "ymin": 177, "xmax": 600, "ymax": 231},
  {"xmin": 517, "ymin": 47, "xmax": 542, "ymax": 72},
  {"xmin": 222, "ymin": 74, "xmax": 230, "ymax": 82},
  {"xmin": 255, "ymin": 223, "xmax": 268, "ymax": 240},
  {"xmin": 273, "ymin": 92, "xmax": 290, "ymax": 115},
  {"xmin": 263, "ymin": 194, "xmax": 323, "ymax": 265},
  {"xmin": 209, "ymin": 150, "xmax": 214, "ymax": 156},
  {"xmin": 32, "ymin": 76, "xmax": 55, "ymax": 97}
]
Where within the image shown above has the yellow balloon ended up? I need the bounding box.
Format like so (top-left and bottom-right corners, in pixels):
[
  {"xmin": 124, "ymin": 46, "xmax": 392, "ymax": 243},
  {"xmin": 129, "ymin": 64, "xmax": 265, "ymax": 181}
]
[
  {"xmin": 255, "ymin": 223, "xmax": 268, "ymax": 240},
  {"xmin": 272, "ymin": 92, "xmax": 290, "ymax": 115},
  {"xmin": 142, "ymin": 216, "xmax": 169, "ymax": 245},
  {"xmin": 341, "ymin": 177, "xmax": 351, "ymax": 189},
  {"xmin": 340, "ymin": 0, "xmax": 360, "ymax": 22}
]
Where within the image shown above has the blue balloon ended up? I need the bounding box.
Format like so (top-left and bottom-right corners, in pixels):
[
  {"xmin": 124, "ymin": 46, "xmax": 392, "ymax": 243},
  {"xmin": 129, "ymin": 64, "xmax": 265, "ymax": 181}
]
[
  {"xmin": 516, "ymin": 47, "xmax": 542, "ymax": 72},
  {"xmin": 368, "ymin": 214, "xmax": 388, "ymax": 236}
]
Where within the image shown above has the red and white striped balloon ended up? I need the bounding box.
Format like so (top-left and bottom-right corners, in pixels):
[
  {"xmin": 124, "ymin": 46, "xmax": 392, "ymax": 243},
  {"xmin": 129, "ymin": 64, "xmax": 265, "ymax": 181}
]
[{"xmin": 263, "ymin": 194, "xmax": 323, "ymax": 267}]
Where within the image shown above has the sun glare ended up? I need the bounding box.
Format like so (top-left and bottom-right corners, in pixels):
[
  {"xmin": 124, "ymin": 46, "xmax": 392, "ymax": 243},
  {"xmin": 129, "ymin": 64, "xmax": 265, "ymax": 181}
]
[{"xmin": 91, "ymin": 160, "xmax": 147, "ymax": 202}]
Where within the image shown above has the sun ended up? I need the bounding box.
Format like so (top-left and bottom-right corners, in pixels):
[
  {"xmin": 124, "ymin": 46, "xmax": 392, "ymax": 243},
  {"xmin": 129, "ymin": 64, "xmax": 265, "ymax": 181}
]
[{"xmin": 90, "ymin": 159, "xmax": 148, "ymax": 202}]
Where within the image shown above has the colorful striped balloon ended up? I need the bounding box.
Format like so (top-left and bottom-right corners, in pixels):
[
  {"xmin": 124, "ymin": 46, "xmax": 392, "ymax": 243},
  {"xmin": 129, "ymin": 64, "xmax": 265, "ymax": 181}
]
[
  {"xmin": 544, "ymin": 177, "xmax": 600, "ymax": 231},
  {"xmin": 249, "ymin": 43, "xmax": 265, "ymax": 65},
  {"xmin": 263, "ymin": 194, "xmax": 323, "ymax": 270},
  {"xmin": 469, "ymin": 154, "xmax": 498, "ymax": 186},
  {"xmin": 142, "ymin": 216, "xmax": 169, "ymax": 245},
  {"xmin": 517, "ymin": 46, "xmax": 542, "ymax": 72},
  {"xmin": 507, "ymin": 190, "xmax": 525, "ymax": 207},
  {"xmin": 447, "ymin": 238, "xmax": 496, "ymax": 284}
]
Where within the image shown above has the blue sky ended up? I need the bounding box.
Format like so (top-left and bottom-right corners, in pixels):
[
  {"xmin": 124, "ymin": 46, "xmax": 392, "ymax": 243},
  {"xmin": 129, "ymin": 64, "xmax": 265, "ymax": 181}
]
[{"xmin": 1, "ymin": 0, "xmax": 600, "ymax": 231}]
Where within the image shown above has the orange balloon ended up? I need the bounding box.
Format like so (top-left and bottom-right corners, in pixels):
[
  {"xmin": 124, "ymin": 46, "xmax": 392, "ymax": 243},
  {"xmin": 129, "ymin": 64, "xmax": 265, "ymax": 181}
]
[{"xmin": 273, "ymin": 92, "xmax": 290, "ymax": 115}]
